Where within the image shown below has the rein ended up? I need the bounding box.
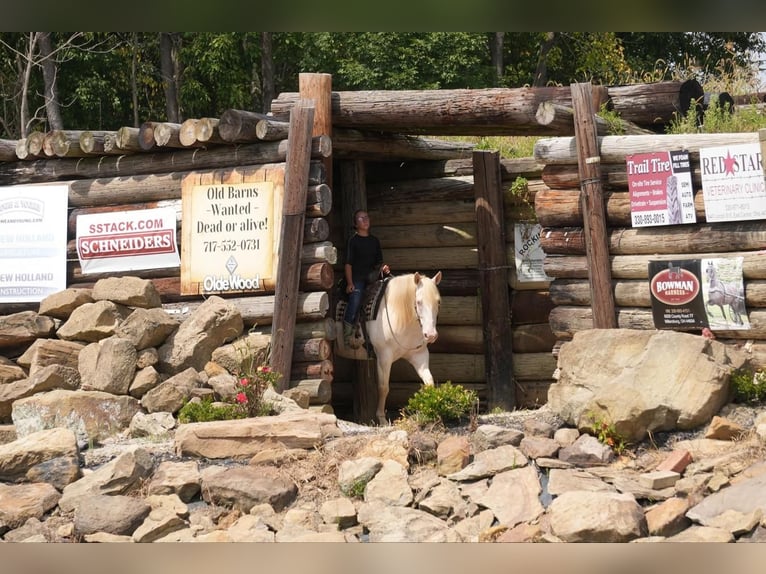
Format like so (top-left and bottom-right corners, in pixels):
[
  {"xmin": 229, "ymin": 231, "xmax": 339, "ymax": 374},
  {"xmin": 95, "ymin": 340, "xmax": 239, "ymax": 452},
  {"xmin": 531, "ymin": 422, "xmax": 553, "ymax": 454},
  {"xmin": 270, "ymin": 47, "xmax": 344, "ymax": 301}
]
[{"xmin": 383, "ymin": 280, "xmax": 425, "ymax": 352}]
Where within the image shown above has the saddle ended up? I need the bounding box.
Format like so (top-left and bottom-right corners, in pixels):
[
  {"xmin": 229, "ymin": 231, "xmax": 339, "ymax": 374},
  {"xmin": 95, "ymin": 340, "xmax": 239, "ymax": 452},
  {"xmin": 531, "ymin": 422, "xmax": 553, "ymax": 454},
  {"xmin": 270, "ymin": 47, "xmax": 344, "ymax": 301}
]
[{"xmin": 334, "ymin": 276, "xmax": 392, "ymax": 356}]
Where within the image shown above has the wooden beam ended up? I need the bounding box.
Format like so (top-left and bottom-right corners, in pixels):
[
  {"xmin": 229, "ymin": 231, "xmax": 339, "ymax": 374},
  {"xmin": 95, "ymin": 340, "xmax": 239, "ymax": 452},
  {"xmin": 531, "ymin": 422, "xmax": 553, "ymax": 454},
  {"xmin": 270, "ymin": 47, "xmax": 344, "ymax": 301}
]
[
  {"xmin": 571, "ymin": 82, "xmax": 617, "ymax": 328},
  {"xmin": 473, "ymin": 150, "xmax": 515, "ymax": 410},
  {"xmin": 270, "ymin": 99, "xmax": 315, "ymax": 393}
]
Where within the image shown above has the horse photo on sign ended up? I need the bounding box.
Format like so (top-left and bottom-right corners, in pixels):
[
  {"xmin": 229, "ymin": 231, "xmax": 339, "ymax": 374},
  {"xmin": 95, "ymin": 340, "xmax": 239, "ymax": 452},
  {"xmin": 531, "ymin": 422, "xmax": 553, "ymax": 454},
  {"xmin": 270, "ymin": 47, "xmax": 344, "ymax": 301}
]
[{"xmin": 703, "ymin": 257, "xmax": 749, "ymax": 330}]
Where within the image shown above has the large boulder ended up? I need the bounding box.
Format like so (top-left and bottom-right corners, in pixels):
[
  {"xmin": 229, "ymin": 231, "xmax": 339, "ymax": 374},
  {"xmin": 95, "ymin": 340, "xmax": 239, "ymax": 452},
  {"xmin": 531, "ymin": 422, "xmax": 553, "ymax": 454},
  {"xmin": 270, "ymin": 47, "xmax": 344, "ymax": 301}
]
[
  {"xmin": 157, "ymin": 296, "xmax": 243, "ymax": 374},
  {"xmin": 547, "ymin": 329, "xmax": 745, "ymax": 443}
]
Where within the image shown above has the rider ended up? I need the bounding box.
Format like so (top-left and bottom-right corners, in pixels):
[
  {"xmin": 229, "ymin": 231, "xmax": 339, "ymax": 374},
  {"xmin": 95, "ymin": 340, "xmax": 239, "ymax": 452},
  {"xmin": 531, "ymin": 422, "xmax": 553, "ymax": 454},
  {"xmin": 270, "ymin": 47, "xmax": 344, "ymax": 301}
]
[{"xmin": 343, "ymin": 209, "xmax": 390, "ymax": 345}]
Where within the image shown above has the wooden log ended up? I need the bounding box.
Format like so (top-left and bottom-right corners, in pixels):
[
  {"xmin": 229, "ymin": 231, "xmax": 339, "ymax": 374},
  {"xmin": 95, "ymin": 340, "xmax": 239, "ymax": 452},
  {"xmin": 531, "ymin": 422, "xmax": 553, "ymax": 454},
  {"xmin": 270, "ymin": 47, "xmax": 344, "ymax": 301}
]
[
  {"xmin": 162, "ymin": 291, "xmax": 328, "ymax": 325},
  {"xmin": 14, "ymin": 138, "xmax": 34, "ymax": 160},
  {"xmin": 42, "ymin": 131, "xmax": 57, "ymax": 157},
  {"xmin": 383, "ymin": 246, "xmax": 477, "ymax": 270},
  {"xmin": 388, "ymin": 351, "xmax": 555, "ymax": 383},
  {"xmin": 50, "ymin": 130, "xmax": 90, "ymax": 157},
  {"xmin": 0, "ymin": 139, "xmax": 331, "ymax": 185},
  {"xmin": 512, "ymin": 323, "xmax": 557, "ymax": 353},
  {"xmin": 551, "ymin": 278, "xmax": 766, "ymax": 309},
  {"xmin": 290, "ymin": 378, "xmax": 332, "ymax": 404},
  {"xmin": 545, "ymin": 251, "xmax": 766, "ymax": 281},
  {"xmin": 535, "ymin": 101, "xmax": 654, "ymax": 135},
  {"xmin": 540, "ymin": 222, "xmax": 766, "ymax": 256},
  {"xmin": 103, "ymin": 132, "xmax": 119, "ymax": 153},
  {"xmin": 80, "ymin": 131, "xmax": 121, "ymax": 155},
  {"xmin": 154, "ymin": 122, "xmax": 186, "ymax": 148},
  {"xmin": 219, "ymin": 109, "xmax": 271, "ymax": 143},
  {"xmin": 367, "ymin": 176, "xmax": 474, "ymax": 204},
  {"xmin": 138, "ymin": 121, "xmax": 160, "ymax": 150},
  {"xmin": 333, "ymin": 128, "xmax": 474, "ymax": 161},
  {"xmin": 512, "ymin": 290, "xmax": 555, "ymax": 324},
  {"xmin": 376, "ymin": 222, "xmax": 477, "ymax": 249},
  {"xmin": 292, "ymin": 337, "xmax": 331, "ymax": 362},
  {"xmin": 270, "ymin": 86, "xmax": 612, "ymax": 136},
  {"xmin": 179, "ymin": 119, "xmax": 199, "ymax": 146},
  {"xmin": 607, "ymin": 79, "xmax": 704, "ymax": 130},
  {"xmin": 428, "ymin": 325, "xmax": 483, "ymax": 354},
  {"xmin": 572, "ymin": 81, "xmax": 616, "ymax": 329},
  {"xmin": 116, "ymin": 126, "xmax": 142, "ymax": 151},
  {"xmin": 195, "ymin": 118, "xmax": 226, "ymax": 144},
  {"xmin": 270, "ymin": 99, "xmax": 314, "ymax": 392},
  {"xmin": 256, "ymin": 118, "xmax": 290, "ymax": 141},
  {"xmin": 302, "ymin": 217, "xmax": 330, "ymax": 243},
  {"xmin": 250, "ymin": 318, "xmax": 336, "ymax": 341},
  {"xmin": 549, "ymin": 304, "xmax": 766, "ymax": 340},
  {"xmin": 64, "ymin": 162, "xmax": 325, "ymax": 208},
  {"xmin": 0, "ymin": 139, "xmax": 17, "ymax": 161},
  {"xmin": 392, "ymin": 268, "xmax": 478, "ymax": 296},
  {"xmin": 291, "ymin": 360, "xmax": 334, "ymax": 382},
  {"xmin": 26, "ymin": 132, "xmax": 46, "ymax": 156},
  {"xmin": 365, "ymin": 157, "xmax": 544, "ymax": 183},
  {"xmin": 300, "ymin": 241, "xmax": 337, "ymax": 265},
  {"xmin": 534, "ymin": 132, "xmax": 759, "ymax": 165},
  {"xmin": 535, "ymin": 188, "xmax": 708, "ymax": 228},
  {"xmin": 305, "ymin": 183, "xmax": 332, "ymax": 217},
  {"xmin": 474, "ymin": 149, "xmax": 515, "ymax": 410}
]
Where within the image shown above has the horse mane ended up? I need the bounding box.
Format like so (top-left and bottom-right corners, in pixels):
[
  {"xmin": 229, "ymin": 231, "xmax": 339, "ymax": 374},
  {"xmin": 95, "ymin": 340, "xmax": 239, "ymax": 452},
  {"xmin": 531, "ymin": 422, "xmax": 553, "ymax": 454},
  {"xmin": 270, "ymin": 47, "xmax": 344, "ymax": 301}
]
[{"xmin": 383, "ymin": 273, "xmax": 439, "ymax": 333}]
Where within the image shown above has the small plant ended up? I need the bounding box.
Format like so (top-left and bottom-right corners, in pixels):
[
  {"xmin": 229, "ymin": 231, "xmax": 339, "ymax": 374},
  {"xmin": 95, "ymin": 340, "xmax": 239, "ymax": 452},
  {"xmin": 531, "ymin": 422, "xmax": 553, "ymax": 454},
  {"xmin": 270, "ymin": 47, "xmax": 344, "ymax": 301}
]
[
  {"xmin": 342, "ymin": 479, "xmax": 367, "ymax": 499},
  {"xmin": 596, "ymin": 102, "xmax": 625, "ymax": 135},
  {"xmin": 730, "ymin": 367, "xmax": 766, "ymax": 404},
  {"xmin": 402, "ymin": 381, "xmax": 479, "ymax": 426},
  {"xmin": 234, "ymin": 365, "xmax": 281, "ymax": 418},
  {"xmin": 588, "ymin": 413, "xmax": 627, "ymax": 455},
  {"xmin": 178, "ymin": 397, "xmax": 244, "ymax": 423}
]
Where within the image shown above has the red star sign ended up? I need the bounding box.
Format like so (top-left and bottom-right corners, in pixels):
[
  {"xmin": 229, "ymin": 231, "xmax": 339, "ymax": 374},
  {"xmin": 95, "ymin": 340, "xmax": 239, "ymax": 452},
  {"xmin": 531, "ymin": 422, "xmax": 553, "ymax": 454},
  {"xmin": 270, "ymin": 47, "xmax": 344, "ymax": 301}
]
[{"xmin": 723, "ymin": 150, "xmax": 737, "ymax": 176}]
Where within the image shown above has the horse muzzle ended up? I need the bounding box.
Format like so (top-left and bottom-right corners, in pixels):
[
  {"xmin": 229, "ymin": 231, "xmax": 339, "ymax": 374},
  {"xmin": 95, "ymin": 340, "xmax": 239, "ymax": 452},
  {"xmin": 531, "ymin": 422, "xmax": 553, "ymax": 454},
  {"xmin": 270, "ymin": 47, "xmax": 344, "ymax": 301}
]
[{"xmin": 423, "ymin": 329, "xmax": 438, "ymax": 344}]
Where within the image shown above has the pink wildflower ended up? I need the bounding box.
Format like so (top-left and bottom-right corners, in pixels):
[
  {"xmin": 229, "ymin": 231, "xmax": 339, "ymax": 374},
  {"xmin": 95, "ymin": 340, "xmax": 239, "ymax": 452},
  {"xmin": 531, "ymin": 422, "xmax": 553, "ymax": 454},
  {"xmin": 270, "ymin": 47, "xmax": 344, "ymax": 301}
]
[
  {"xmin": 235, "ymin": 392, "xmax": 248, "ymax": 404},
  {"xmin": 239, "ymin": 377, "xmax": 249, "ymax": 386}
]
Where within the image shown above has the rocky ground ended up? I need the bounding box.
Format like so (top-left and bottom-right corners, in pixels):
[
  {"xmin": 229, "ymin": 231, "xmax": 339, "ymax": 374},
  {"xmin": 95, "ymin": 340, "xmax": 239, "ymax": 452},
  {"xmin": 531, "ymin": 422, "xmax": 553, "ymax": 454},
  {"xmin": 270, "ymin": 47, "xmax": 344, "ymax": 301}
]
[{"xmin": 4, "ymin": 398, "xmax": 760, "ymax": 543}]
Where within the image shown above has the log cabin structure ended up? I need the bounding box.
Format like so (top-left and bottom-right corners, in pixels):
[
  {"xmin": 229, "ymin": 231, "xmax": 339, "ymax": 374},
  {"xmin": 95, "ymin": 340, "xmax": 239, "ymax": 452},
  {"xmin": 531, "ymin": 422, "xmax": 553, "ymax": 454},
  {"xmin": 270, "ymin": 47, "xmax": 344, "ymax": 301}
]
[{"xmin": 1, "ymin": 72, "xmax": 763, "ymax": 423}]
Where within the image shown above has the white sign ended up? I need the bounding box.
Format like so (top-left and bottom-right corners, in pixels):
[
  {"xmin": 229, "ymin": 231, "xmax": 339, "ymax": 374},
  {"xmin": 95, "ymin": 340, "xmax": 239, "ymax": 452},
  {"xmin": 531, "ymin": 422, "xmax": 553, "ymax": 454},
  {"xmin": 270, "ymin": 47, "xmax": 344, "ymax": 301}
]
[
  {"xmin": 0, "ymin": 183, "xmax": 68, "ymax": 302},
  {"xmin": 700, "ymin": 142, "xmax": 766, "ymax": 222},
  {"xmin": 76, "ymin": 207, "xmax": 180, "ymax": 274},
  {"xmin": 514, "ymin": 223, "xmax": 552, "ymax": 283}
]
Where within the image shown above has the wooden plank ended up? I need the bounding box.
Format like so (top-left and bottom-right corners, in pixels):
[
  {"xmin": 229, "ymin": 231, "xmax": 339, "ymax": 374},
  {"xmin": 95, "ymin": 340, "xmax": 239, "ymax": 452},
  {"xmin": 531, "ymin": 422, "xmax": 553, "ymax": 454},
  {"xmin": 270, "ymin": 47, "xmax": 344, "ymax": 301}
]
[
  {"xmin": 270, "ymin": 100, "xmax": 315, "ymax": 392},
  {"xmin": 571, "ymin": 82, "xmax": 616, "ymax": 328},
  {"xmin": 473, "ymin": 150, "xmax": 515, "ymax": 410}
]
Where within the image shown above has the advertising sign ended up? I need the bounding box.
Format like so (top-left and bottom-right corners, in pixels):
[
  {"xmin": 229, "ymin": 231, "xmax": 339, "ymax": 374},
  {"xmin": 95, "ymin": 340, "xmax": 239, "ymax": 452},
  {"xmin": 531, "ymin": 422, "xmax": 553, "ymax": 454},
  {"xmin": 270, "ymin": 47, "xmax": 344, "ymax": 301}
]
[
  {"xmin": 76, "ymin": 207, "xmax": 180, "ymax": 274},
  {"xmin": 0, "ymin": 183, "xmax": 68, "ymax": 302},
  {"xmin": 700, "ymin": 142, "xmax": 766, "ymax": 222},
  {"xmin": 627, "ymin": 150, "xmax": 695, "ymax": 227},
  {"xmin": 181, "ymin": 175, "xmax": 280, "ymax": 296}
]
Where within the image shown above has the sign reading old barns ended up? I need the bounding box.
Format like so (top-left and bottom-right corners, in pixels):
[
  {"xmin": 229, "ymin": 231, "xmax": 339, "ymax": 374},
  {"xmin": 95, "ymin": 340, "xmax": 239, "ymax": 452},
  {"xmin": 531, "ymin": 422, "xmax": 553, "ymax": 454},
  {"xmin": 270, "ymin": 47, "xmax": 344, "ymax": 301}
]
[{"xmin": 180, "ymin": 166, "xmax": 284, "ymax": 296}]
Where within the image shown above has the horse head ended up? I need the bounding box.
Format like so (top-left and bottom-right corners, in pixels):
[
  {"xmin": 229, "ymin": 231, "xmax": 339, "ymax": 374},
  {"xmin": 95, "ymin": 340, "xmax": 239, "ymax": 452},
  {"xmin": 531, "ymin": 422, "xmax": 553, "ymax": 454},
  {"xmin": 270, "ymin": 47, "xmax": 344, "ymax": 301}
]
[{"xmin": 414, "ymin": 271, "xmax": 442, "ymax": 344}]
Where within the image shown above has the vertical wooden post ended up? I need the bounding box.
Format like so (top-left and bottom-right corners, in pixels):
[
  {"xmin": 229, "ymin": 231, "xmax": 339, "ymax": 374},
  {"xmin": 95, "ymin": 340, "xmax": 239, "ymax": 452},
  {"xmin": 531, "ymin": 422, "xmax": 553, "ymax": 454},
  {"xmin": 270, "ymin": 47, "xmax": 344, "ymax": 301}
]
[
  {"xmin": 473, "ymin": 150, "xmax": 515, "ymax": 411},
  {"xmin": 300, "ymin": 73, "xmax": 333, "ymax": 188},
  {"xmin": 339, "ymin": 160, "xmax": 377, "ymax": 424},
  {"xmin": 270, "ymin": 100, "xmax": 315, "ymax": 393},
  {"xmin": 571, "ymin": 82, "xmax": 617, "ymax": 328}
]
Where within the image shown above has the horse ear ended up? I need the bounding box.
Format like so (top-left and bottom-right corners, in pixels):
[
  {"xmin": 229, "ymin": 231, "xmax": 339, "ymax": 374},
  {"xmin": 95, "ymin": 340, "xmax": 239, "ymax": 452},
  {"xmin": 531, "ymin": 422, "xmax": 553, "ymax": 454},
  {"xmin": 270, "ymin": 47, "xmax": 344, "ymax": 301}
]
[
  {"xmin": 432, "ymin": 271, "xmax": 442, "ymax": 285},
  {"xmin": 413, "ymin": 272, "xmax": 422, "ymax": 284}
]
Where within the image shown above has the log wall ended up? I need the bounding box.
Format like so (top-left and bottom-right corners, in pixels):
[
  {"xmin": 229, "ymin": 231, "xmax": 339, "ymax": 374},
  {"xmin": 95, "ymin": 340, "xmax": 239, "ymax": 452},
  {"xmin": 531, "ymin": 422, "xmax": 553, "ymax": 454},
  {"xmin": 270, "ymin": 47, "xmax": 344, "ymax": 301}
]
[
  {"xmin": 329, "ymin": 156, "xmax": 557, "ymax": 419},
  {"xmin": 534, "ymin": 131, "xmax": 766, "ymax": 364}
]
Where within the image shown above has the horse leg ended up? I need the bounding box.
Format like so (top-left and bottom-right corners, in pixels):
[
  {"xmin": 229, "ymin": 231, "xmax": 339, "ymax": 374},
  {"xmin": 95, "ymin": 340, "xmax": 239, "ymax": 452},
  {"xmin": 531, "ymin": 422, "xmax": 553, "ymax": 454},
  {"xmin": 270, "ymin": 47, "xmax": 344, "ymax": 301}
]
[
  {"xmin": 375, "ymin": 354, "xmax": 394, "ymax": 426},
  {"xmin": 406, "ymin": 348, "xmax": 435, "ymax": 387}
]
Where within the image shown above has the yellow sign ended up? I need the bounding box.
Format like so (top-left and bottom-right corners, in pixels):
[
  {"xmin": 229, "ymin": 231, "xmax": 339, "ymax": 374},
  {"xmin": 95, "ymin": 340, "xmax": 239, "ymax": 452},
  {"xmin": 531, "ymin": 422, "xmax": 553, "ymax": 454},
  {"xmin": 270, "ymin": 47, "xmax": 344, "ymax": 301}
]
[{"xmin": 181, "ymin": 178, "xmax": 278, "ymax": 296}]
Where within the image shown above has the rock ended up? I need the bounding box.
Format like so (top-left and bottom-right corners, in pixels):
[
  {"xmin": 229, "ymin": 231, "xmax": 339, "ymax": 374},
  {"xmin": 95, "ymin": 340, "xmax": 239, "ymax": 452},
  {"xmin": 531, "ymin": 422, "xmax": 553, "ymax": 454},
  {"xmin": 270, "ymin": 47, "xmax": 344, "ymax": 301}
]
[{"xmin": 549, "ymin": 329, "xmax": 741, "ymax": 442}]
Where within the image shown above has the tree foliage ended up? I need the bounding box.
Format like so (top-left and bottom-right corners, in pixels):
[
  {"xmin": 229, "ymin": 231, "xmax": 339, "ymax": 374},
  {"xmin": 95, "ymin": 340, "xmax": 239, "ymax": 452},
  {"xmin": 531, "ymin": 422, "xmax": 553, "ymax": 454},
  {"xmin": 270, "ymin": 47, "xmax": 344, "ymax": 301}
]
[{"xmin": 0, "ymin": 31, "xmax": 763, "ymax": 139}]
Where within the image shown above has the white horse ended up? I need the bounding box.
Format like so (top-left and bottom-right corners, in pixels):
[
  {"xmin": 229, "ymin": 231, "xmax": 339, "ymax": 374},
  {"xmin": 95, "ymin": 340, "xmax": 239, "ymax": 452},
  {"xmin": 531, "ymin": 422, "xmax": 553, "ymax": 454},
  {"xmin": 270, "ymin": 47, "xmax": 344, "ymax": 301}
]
[{"xmin": 365, "ymin": 271, "xmax": 442, "ymax": 424}]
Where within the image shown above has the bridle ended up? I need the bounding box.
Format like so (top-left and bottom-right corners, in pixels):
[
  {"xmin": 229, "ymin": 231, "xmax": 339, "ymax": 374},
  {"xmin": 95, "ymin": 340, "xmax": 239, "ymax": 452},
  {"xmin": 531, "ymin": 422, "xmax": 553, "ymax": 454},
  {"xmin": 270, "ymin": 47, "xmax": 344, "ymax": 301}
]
[{"xmin": 383, "ymin": 281, "xmax": 427, "ymax": 351}]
